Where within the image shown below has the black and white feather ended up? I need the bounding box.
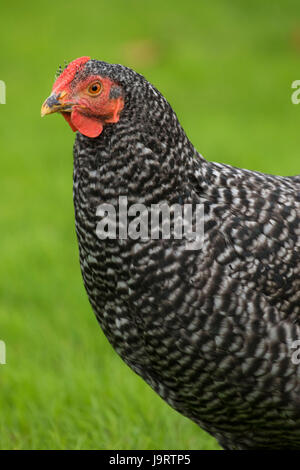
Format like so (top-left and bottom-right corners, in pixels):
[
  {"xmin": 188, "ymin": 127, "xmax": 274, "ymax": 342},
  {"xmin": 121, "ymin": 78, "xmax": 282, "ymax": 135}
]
[{"xmin": 72, "ymin": 60, "xmax": 300, "ymax": 449}]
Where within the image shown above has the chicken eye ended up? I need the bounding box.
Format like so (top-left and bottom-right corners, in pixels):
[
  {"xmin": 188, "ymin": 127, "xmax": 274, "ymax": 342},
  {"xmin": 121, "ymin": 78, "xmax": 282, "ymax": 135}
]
[{"xmin": 88, "ymin": 82, "xmax": 102, "ymax": 96}]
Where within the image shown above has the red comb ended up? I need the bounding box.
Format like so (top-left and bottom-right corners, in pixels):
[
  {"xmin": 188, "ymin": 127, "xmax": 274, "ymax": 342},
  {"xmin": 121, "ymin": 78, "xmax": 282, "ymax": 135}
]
[{"xmin": 52, "ymin": 56, "xmax": 91, "ymax": 92}]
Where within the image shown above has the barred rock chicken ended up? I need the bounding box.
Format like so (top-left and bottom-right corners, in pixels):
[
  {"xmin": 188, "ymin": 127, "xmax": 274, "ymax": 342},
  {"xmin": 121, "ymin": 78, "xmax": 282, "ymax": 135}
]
[{"xmin": 42, "ymin": 56, "xmax": 300, "ymax": 450}]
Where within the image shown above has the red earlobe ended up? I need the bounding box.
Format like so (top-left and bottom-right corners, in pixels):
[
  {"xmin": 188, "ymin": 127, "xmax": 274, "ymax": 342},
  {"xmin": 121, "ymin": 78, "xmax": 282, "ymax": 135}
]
[{"xmin": 105, "ymin": 96, "xmax": 125, "ymax": 124}]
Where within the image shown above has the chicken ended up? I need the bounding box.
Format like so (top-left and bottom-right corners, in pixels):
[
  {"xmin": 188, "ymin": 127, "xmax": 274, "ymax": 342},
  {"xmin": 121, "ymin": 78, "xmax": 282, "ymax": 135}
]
[{"xmin": 41, "ymin": 56, "xmax": 300, "ymax": 449}]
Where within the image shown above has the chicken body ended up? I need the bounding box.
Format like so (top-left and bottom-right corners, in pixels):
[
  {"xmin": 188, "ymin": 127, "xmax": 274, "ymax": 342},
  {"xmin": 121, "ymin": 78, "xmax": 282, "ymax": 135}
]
[{"xmin": 46, "ymin": 59, "xmax": 300, "ymax": 449}]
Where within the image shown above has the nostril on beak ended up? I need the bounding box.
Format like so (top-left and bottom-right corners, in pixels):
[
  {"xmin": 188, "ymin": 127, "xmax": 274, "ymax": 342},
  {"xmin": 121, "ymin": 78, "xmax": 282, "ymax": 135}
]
[
  {"xmin": 46, "ymin": 94, "xmax": 61, "ymax": 108},
  {"xmin": 41, "ymin": 92, "xmax": 69, "ymax": 117}
]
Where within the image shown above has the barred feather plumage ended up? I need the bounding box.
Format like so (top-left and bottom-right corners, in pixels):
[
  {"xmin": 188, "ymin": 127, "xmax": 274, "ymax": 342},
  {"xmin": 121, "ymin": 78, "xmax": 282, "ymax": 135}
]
[{"xmin": 60, "ymin": 59, "xmax": 300, "ymax": 449}]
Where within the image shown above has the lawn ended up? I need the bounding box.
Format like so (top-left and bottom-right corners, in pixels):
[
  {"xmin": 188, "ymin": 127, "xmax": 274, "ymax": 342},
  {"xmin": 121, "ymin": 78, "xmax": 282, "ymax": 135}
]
[{"xmin": 1, "ymin": 0, "xmax": 300, "ymax": 450}]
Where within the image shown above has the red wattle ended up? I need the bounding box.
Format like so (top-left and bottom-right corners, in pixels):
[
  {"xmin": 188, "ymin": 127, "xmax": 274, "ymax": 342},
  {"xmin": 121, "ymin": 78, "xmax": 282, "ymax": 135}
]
[{"xmin": 70, "ymin": 109, "xmax": 103, "ymax": 138}]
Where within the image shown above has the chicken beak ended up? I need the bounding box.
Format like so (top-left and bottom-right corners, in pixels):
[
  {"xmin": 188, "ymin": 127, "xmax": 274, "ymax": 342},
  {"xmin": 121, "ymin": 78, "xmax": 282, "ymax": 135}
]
[{"xmin": 41, "ymin": 91, "xmax": 72, "ymax": 117}]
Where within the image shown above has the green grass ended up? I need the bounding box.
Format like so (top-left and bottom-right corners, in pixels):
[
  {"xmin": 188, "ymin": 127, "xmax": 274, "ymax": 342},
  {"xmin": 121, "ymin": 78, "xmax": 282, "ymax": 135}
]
[{"xmin": 1, "ymin": 0, "xmax": 300, "ymax": 450}]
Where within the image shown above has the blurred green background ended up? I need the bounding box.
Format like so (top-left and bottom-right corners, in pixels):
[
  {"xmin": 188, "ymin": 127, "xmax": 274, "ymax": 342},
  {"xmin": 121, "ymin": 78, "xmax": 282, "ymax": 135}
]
[{"xmin": 1, "ymin": 0, "xmax": 300, "ymax": 450}]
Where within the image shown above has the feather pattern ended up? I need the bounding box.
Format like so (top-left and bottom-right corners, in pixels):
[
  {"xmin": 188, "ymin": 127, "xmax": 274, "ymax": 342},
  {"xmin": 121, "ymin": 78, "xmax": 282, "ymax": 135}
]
[{"xmin": 71, "ymin": 60, "xmax": 300, "ymax": 449}]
